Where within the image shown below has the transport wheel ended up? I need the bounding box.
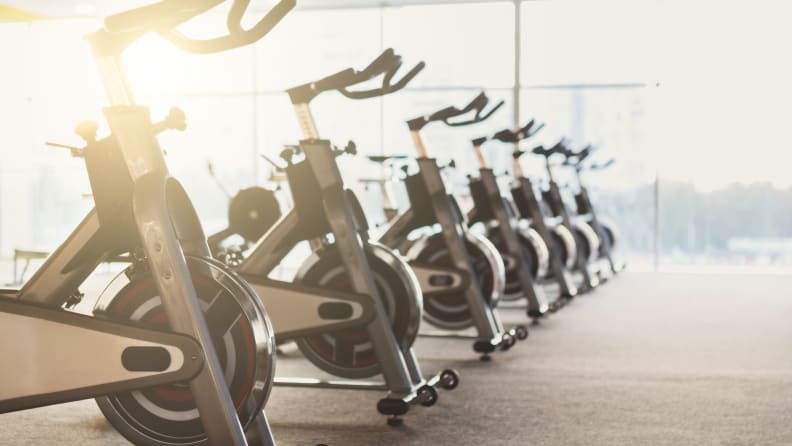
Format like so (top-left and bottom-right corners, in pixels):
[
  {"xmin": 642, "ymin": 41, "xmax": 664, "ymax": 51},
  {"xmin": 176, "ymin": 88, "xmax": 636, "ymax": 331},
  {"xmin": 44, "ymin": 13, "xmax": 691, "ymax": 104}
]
[
  {"xmin": 410, "ymin": 231, "xmax": 503, "ymax": 330},
  {"xmin": 500, "ymin": 333, "xmax": 516, "ymax": 351},
  {"xmin": 485, "ymin": 225, "xmax": 548, "ymax": 301},
  {"xmin": 94, "ymin": 256, "xmax": 275, "ymax": 446},
  {"xmin": 439, "ymin": 369, "xmax": 460, "ymax": 390},
  {"xmin": 418, "ymin": 385, "xmax": 438, "ymax": 407},
  {"xmin": 294, "ymin": 242, "xmax": 422, "ymax": 379}
]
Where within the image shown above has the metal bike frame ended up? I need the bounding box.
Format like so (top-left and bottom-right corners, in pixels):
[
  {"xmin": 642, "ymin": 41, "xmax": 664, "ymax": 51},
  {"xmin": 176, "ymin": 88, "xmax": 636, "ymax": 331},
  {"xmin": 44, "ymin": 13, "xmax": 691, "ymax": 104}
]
[
  {"xmin": 236, "ymin": 104, "xmax": 424, "ymax": 398},
  {"xmin": 543, "ymin": 160, "xmax": 599, "ymax": 290},
  {"xmin": 572, "ymin": 169, "xmax": 622, "ymax": 274},
  {"xmin": 3, "ymin": 40, "xmax": 268, "ymax": 446},
  {"xmin": 510, "ymin": 162, "xmax": 578, "ymax": 298},
  {"xmin": 467, "ymin": 152, "xmax": 549, "ymax": 316},
  {"xmin": 379, "ymin": 131, "xmax": 505, "ymax": 345}
]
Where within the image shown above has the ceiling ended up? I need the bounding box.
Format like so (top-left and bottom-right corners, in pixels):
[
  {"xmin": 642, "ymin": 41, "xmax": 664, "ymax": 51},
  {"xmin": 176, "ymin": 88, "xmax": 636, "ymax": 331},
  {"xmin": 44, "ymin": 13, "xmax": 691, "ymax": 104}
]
[{"xmin": 1, "ymin": 0, "xmax": 511, "ymax": 20}]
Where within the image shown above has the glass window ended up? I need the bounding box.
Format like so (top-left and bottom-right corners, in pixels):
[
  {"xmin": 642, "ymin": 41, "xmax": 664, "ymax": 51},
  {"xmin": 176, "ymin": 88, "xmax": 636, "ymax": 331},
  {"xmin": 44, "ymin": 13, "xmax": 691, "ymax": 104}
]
[
  {"xmin": 520, "ymin": 1, "xmax": 645, "ymax": 86},
  {"xmin": 383, "ymin": 89, "xmax": 514, "ymax": 173},
  {"xmin": 519, "ymin": 86, "xmax": 654, "ymax": 265},
  {"xmin": 0, "ymin": 20, "xmax": 101, "ymax": 256},
  {"xmin": 254, "ymin": 8, "xmax": 383, "ymax": 92},
  {"xmin": 383, "ymin": 2, "xmax": 515, "ymax": 89}
]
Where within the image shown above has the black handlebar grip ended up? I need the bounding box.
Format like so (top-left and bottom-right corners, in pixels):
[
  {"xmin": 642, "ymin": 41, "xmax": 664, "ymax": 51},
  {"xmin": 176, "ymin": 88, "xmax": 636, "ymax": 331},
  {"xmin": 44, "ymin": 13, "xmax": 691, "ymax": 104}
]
[
  {"xmin": 471, "ymin": 137, "xmax": 488, "ymax": 146},
  {"xmin": 532, "ymin": 144, "xmax": 565, "ymax": 158},
  {"xmin": 387, "ymin": 61, "xmax": 425, "ymax": 92},
  {"xmin": 528, "ymin": 122, "xmax": 546, "ymax": 137},
  {"xmin": 549, "ymin": 139, "xmax": 567, "ymax": 152},
  {"xmin": 579, "ymin": 145, "xmax": 595, "ymax": 161},
  {"xmin": 460, "ymin": 92, "xmax": 488, "ymax": 114},
  {"xmin": 477, "ymin": 99, "xmax": 505, "ymax": 121},
  {"xmin": 290, "ymin": 49, "xmax": 424, "ymax": 103},
  {"xmin": 489, "ymin": 120, "xmax": 544, "ymax": 144},
  {"xmin": 445, "ymin": 99, "xmax": 504, "ymax": 127},
  {"xmin": 358, "ymin": 48, "xmax": 399, "ymax": 80},
  {"xmin": 407, "ymin": 92, "xmax": 503, "ymax": 131},
  {"xmin": 512, "ymin": 149, "xmax": 528, "ymax": 159},
  {"xmin": 491, "ymin": 129, "xmax": 513, "ymax": 143},
  {"xmin": 516, "ymin": 119, "xmax": 537, "ymax": 139},
  {"xmin": 341, "ymin": 58, "xmax": 425, "ymax": 100},
  {"xmin": 160, "ymin": 0, "xmax": 295, "ymax": 54},
  {"xmin": 589, "ymin": 158, "xmax": 615, "ymax": 170}
]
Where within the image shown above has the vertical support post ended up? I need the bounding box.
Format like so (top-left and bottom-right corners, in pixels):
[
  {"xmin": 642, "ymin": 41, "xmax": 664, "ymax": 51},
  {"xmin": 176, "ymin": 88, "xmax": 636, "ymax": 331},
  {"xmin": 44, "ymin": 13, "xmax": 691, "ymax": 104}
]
[
  {"xmin": 513, "ymin": 0, "xmax": 521, "ymax": 130},
  {"xmin": 654, "ymin": 173, "xmax": 660, "ymax": 271},
  {"xmin": 251, "ymin": 45, "xmax": 260, "ymax": 186}
]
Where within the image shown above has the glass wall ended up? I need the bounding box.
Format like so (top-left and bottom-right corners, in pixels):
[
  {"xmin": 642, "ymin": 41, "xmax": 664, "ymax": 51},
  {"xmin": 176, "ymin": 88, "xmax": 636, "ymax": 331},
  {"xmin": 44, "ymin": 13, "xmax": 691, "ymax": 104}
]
[
  {"xmin": 2, "ymin": 0, "xmax": 791, "ymax": 271},
  {"xmin": 519, "ymin": 1, "xmax": 654, "ymax": 266},
  {"xmin": 0, "ymin": 2, "xmax": 516, "ymax": 257},
  {"xmin": 643, "ymin": 1, "xmax": 792, "ymax": 269}
]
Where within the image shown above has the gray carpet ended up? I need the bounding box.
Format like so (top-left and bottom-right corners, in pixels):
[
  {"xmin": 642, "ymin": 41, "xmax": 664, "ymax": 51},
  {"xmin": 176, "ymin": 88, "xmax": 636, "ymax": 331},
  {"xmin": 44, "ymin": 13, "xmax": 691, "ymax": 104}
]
[{"xmin": 3, "ymin": 272, "xmax": 792, "ymax": 445}]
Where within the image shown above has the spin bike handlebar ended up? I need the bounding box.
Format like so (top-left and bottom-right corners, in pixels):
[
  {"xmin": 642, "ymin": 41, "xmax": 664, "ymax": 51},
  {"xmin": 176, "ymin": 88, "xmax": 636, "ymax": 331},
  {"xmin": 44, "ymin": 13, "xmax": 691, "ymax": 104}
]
[
  {"xmin": 568, "ymin": 144, "xmax": 594, "ymax": 162},
  {"xmin": 562, "ymin": 145, "xmax": 615, "ymax": 171},
  {"xmin": 531, "ymin": 139, "xmax": 569, "ymax": 158},
  {"xmin": 99, "ymin": 0, "xmax": 295, "ymax": 54},
  {"xmin": 288, "ymin": 48, "xmax": 425, "ymax": 104},
  {"xmin": 407, "ymin": 92, "xmax": 505, "ymax": 132},
  {"xmin": 471, "ymin": 119, "xmax": 545, "ymax": 147},
  {"xmin": 590, "ymin": 158, "xmax": 615, "ymax": 170}
]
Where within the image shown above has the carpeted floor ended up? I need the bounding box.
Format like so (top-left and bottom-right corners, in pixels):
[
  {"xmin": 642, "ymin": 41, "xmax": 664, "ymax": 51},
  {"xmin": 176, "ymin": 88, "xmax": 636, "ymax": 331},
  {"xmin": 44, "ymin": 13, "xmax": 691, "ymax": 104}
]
[{"xmin": 3, "ymin": 272, "xmax": 792, "ymax": 445}]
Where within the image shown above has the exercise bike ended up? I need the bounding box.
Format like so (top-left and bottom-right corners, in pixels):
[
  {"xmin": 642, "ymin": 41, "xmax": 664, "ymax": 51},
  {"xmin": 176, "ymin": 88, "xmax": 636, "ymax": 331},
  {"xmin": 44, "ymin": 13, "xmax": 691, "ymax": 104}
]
[
  {"xmin": 484, "ymin": 121, "xmax": 580, "ymax": 301},
  {"xmin": 378, "ymin": 92, "xmax": 528, "ymax": 358},
  {"xmin": 560, "ymin": 144, "xmax": 626, "ymax": 276},
  {"xmin": 226, "ymin": 50, "xmax": 458, "ymax": 425},
  {"xmin": 0, "ymin": 1, "xmax": 295, "ymax": 445},
  {"xmin": 532, "ymin": 140, "xmax": 602, "ymax": 290},
  {"xmin": 464, "ymin": 129, "xmax": 553, "ymax": 316},
  {"xmin": 205, "ymin": 158, "xmax": 285, "ymax": 266}
]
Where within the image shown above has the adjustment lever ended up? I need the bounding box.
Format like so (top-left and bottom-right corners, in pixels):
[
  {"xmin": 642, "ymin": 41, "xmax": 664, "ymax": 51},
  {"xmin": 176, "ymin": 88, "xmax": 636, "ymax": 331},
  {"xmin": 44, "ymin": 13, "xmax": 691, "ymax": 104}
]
[
  {"xmin": 75, "ymin": 120, "xmax": 98, "ymax": 143},
  {"xmin": 332, "ymin": 140, "xmax": 357, "ymax": 157},
  {"xmin": 45, "ymin": 141, "xmax": 84, "ymax": 158},
  {"xmin": 343, "ymin": 140, "xmax": 357, "ymax": 155},
  {"xmin": 153, "ymin": 107, "xmax": 186, "ymax": 134},
  {"xmin": 439, "ymin": 159, "xmax": 456, "ymax": 171},
  {"xmin": 280, "ymin": 145, "xmax": 300, "ymax": 164},
  {"xmin": 45, "ymin": 119, "xmax": 100, "ymax": 157},
  {"xmin": 260, "ymin": 153, "xmax": 287, "ymax": 172}
]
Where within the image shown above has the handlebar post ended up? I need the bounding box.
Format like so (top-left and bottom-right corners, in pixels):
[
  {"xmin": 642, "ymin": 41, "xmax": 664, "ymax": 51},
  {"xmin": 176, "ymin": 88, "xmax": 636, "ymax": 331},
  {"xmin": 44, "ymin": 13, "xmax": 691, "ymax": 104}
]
[
  {"xmin": 573, "ymin": 168, "xmax": 583, "ymax": 187},
  {"xmin": 92, "ymin": 50, "xmax": 136, "ymax": 107},
  {"xmin": 293, "ymin": 103, "xmax": 320, "ymax": 140},
  {"xmin": 473, "ymin": 144, "xmax": 488, "ymax": 169},
  {"xmin": 513, "ymin": 152, "xmax": 525, "ymax": 178},
  {"xmin": 411, "ymin": 130, "xmax": 429, "ymax": 158},
  {"xmin": 545, "ymin": 157, "xmax": 556, "ymax": 183}
]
